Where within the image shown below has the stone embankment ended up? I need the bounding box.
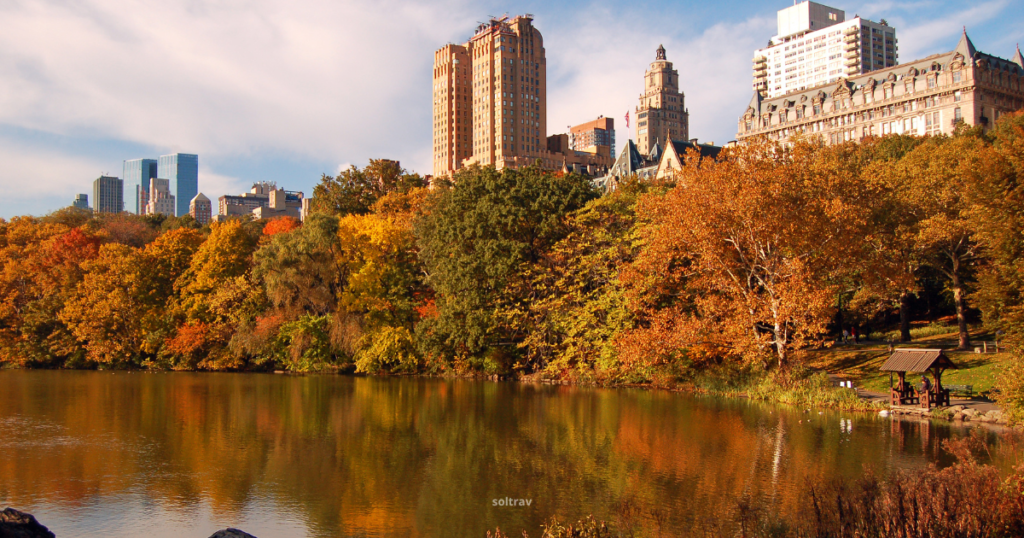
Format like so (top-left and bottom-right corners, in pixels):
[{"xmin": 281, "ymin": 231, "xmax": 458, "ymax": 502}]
[
  {"xmin": 0, "ymin": 507, "xmax": 256, "ymax": 538},
  {"xmin": 886, "ymin": 405, "xmax": 1010, "ymax": 425}
]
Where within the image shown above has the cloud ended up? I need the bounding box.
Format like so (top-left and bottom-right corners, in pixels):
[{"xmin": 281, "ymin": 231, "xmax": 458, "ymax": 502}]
[
  {"xmin": 1, "ymin": 0, "xmax": 1020, "ymax": 219},
  {"xmin": 0, "ymin": 0, "xmax": 478, "ymax": 178},
  {"xmin": 887, "ymin": 0, "xmax": 1010, "ymax": 60},
  {"xmin": 545, "ymin": 8, "xmax": 774, "ymax": 150}
]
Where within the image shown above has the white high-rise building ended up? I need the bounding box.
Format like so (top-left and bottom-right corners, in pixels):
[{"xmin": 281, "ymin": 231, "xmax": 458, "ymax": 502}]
[{"xmin": 753, "ymin": 1, "xmax": 897, "ymax": 98}]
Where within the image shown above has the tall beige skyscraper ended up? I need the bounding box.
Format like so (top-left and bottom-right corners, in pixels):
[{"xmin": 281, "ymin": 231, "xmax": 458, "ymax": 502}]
[
  {"xmin": 432, "ymin": 15, "xmax": 547, "ymax": 177},
  {"xmin": 635, "ymin": 45, "xmax": 688, "ymax": 156}
]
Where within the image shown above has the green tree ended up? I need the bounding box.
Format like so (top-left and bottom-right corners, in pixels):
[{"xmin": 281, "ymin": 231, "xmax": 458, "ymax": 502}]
[{"xmin": 414, "ymin": 164, "xmax": 598, "ymax": 370}]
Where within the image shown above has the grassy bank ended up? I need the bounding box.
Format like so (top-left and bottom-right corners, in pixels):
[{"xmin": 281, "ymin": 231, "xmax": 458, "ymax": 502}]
[{"xmin": 804, "ymin": 327, "xmax": 1012, "ymax": 400}]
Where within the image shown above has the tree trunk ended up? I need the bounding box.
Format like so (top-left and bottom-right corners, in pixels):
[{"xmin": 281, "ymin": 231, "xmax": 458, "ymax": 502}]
[
  {"xmin": 951, "ymin": 264, "xmax": 971, "ymax": 351},
  {"xmin": 899, "ymin": 291, "xmax": 912, "ymax": 342}
]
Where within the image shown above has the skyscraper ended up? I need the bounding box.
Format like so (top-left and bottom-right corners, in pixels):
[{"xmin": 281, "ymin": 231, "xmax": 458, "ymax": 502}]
[
  {"xmin": 752, "ymin": 1, "xmax": 897, "ymax": 99},
  {"xmin": 92, "ymin": 176, "xmax": 123, "ymax": 214},
  {"xmin": 158, "ymin": 153, "xmax": 198, "ymax": 217},
  {"xmin": 72, "ymin": 194, "xmax": 89, "ymax": 210},
  {"xmin": 635, "ymin": 45, "xmax": 689, "ymax": 156},
  {"xmin": 123, "ymin": 158, "xmax": 157, "ymax": 214},
  {"xmin": 432, "ymin": 14, "xmax": 547, "ymax": 176}
]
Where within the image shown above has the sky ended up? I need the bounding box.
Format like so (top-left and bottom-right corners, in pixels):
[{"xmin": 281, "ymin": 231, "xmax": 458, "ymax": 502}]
[{"xmin": 0, "ymin": 0, "xmax": 1021, "ymax": 218}]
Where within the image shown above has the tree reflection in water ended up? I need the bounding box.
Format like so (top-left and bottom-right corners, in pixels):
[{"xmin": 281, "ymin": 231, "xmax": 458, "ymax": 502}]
[{"xmin": 0, "ymin": 371, "xmax": 1008, "ymax": 538}]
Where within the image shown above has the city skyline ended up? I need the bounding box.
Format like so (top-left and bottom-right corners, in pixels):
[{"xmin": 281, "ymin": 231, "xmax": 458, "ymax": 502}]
[{"xmin": 0, "ymin": 0, "xmax": 1021, "ymax": 218}]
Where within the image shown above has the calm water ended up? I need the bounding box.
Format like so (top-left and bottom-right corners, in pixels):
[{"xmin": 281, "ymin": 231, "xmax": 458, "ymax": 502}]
[{"xmin": 0, "ymin": 370, "xmax": 1014, "ymax": 537}]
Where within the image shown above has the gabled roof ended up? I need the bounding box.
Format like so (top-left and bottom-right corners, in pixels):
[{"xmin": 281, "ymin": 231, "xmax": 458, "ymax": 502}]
[
  {"xmin": 191, "ymin": 192, "xmax": 210, "ymax": 203},
  {"xmin": 747, "ymin": 91, "xmax": 762, "ymax": 112},
  {"xmin": 880, "ymin": 349, "xmax": 958, "ymax": 373},
  {"xmin": 1014, "ymin": 45, "xmax": 1024, "ymax": 70},
  {"xmin": 954, "ymin": 29, "xmax": 976, "ymax": 61},
  {"xmin": 649, "ymin": 139, "xmax": 662, "ymax": 162},
  {"xmin": 609, "ymin": 139, "xmax": 647, "ymax": 176},
  {"xmin": 668, "ymin": 140, "xmax": 723, "ymax": 161}
]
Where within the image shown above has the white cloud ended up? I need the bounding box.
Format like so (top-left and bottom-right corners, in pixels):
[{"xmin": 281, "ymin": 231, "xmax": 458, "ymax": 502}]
[
  {"xmin": 0, "ymin": 0, "xmax": 478, "ymax": 176},
  {"xmin": 197, "ymin": 167, "xmax": 248, "ymax": 200},
  {"xmin": 0, "ymin": 0, "xmax": 1019, "ymax": 215}
]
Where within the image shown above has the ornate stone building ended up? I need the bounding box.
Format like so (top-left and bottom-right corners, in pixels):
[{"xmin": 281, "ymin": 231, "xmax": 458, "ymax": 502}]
[
  {"xmin": 737, "ymin": 33, "xmax": 1024, "ymax": 145},
  {"xmin": 431, "ymin": 15, "xmax": 612, "ymax": 177},
  {"xmin": 636, "ymin": 45, "xmax": 689, "ymax": 156}
]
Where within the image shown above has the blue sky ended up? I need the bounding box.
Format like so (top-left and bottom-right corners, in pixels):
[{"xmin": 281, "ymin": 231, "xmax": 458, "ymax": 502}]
[{"xmin": 0, "ymin": 0, "xmax": 1021, "ymax": 218}]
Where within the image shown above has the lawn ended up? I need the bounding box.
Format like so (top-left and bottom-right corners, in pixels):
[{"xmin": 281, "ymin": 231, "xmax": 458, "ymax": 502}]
[{"xmin": 805, "ymin": 328, "xmax": 1012, "ymax": 399}]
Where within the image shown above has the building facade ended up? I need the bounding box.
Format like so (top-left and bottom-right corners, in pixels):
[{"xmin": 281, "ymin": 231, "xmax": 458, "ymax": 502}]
[
  {"xmin": 215, "ymin": 182, "xmax": 304, "ymax": 221},
  {"xmin": 636, "ymin": 45, "xmax": 689, "ymax": 156},
  {"xmin": 92, "ymin": 176, "xmax": 123, "ymax": 214},
  {"xmin": 738, "ymin": 33, "xmax": 1024, "ymax": 145},
  {"xmin": 753, "ymin": 1, "xmax": 897, "ymax": 99},
  {"xmin": 123, "ymin": 158, "xmax": 157, "ymax": 214},
  {"xmin": 190, "ymin": 193, "xmax": 212, "ymax": 225},
  {"xmin": 570, "ymin": 117, "xmax": 615, "ymax": 158},
  {"xmin": 157, "ymin": 153, "xmax": 199, "ymax": 217},
  {"xmin": 143, "ymin": 178, "xmax": 175, "ymax": 217},
  {"xmin": 72, "ymin": 194, "xmax": 89, "ymax": 210},
  {"xmin": 432, "ymin": 15, "xmax": 548, "ymax": 176}
]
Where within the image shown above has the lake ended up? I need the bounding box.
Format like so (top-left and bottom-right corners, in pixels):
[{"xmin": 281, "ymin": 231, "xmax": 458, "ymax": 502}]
[{"xmin": 0, "ymin": 370, "xmax": 1011, "ymax": 537}]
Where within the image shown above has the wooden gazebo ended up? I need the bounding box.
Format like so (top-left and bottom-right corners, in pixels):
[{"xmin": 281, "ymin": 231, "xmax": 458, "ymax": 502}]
[{"xmin": 880, "ymin": 348, "xmax": 957, "ymax": 408}]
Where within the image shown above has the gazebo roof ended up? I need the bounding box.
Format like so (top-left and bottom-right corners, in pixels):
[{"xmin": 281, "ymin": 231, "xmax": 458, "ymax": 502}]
[{"xmin": 880, "ymin": 349, "xmax": 958, "ymax": 373}]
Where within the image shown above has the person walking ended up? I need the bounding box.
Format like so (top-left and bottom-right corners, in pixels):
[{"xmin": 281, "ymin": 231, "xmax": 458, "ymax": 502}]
[
  {"xmin": 852, "ymin": 326, "xmax": 859, "ymax": 344},
  {"xmin": 842, "ymin": 329, "xmax": 849, "ymax": 344}
]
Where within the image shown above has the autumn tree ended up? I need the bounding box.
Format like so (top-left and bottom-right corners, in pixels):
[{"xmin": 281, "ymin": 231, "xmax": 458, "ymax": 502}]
[
  {"xmin": 970, "ymin": 112, "xmax": 1024, "ymax": 341},
  {"xmin": 895, "ymin": 129, "xmax": 988, "ymax": 350},
  {"xmin": 60, "ymin": 244, "xmax": 149, "ymax": 365},
  {"xmin": 0, "ymin": 219, "xmax": 100, "ymax": 366},
  {"xmin": 262, "ymin": 216, "xmax": 300, "ymax": 237},
  {"xmin": 848, "ymin": 135, "xmax": 928, "ymax": 342},
  {"xmin": 336, "ymin": 191, "xmax": 428, "ymax": 373},
  {"xmin": 311, "ymin": 159, "xmax": 427, "ymax": 216},
  {"xmin": 620, "ymin": 140, "xmax": 866, "ymax": 369}
]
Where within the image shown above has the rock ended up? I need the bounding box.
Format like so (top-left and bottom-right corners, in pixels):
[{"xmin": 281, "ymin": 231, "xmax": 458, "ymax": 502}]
[
  {"xmin": 208, "ymin": 530, "xmax": 257, "ymax": 538},
  {"xmin": 963, "ymin": 408, "xmax": 978, "ymax": 417},
  {"xmin": 953, "ymin": 412, "xmax": 965, "ymax": 421},
  {"xmin": 0, "ymin": 508, "xmax": 56, "ymax": 538},
  {"xmin": 949, "ymin": 405, "xmax": 967, "ymax": 412},
  {"xmin": 878, "ymin": 410, "xmax": 890, "ymax": 417}
]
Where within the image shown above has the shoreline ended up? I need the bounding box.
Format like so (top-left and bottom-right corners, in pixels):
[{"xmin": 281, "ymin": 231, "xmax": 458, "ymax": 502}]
[{"xmin": 4, "ymin": 364, "xmax": 1014, "ymax": 431}]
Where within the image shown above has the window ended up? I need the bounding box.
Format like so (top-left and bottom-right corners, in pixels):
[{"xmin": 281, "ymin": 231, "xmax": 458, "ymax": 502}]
[
  {"xmin": 884, "ymin": 87, "xmax": 892, "ymax": 99},
  {"xmin": 927, "ymin": 77, "xmax": 936, "ymax": 89},
  {"xmin": 954, "ymin": 107, "xmax": 963, "ymax": 122},
  {"xmin": 953, "ymin": 71, "xmax": 962, "ymax": 84},
  {"xmin": 954, "ymin": 91, "xmax": 962, "ymax": 102}
]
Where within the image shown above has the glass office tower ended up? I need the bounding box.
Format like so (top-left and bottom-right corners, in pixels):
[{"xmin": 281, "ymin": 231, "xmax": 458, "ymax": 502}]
[
  {"xmin": 122, "ymin": 158, "xmax": 158, "ymax": 214},
  {"xmin": 157, "ymin": 153, "xmax": 199, "ymax": 217}
]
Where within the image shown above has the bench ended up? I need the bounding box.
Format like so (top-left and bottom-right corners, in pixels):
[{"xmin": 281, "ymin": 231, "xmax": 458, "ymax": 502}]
[{"xmin": 945, "ymin": 384, "xmax": 973, "ymax": 398}]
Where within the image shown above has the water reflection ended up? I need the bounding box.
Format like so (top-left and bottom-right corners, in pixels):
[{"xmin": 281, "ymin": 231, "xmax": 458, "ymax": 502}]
[{"xmin": 0, "ymin": 371, "xmax": 1009, "ymax": 537}]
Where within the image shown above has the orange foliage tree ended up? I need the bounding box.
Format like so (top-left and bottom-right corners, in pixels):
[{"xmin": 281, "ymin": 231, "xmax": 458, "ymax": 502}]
[
  {"xmin": 262, "ymin": 217, "xmax": 300, "ymax": 237},
  {"xmin": 619, "ymin": 140, "xmax": 867, "ymax": 369}
]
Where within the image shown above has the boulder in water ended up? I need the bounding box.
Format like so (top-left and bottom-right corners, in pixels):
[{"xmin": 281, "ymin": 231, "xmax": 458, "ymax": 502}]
[
  {"xmin": 208, "ymin": 530, "xmax": 257, "ymax": 538},
  {"xmin": 0, "ymin": 508, "xmax": 56, "ymax": 538}
]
